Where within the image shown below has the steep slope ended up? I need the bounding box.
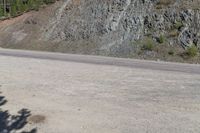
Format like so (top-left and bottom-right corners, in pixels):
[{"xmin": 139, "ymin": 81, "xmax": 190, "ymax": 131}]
[{"xmin": 0, "ymin": 0, "xmax": 199, "ymax": 62}]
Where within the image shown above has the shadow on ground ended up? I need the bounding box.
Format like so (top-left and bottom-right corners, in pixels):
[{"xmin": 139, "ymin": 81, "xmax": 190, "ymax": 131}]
[{"xmin": 0, "ymin": 91, "xmax": 37, "ymax": 133}]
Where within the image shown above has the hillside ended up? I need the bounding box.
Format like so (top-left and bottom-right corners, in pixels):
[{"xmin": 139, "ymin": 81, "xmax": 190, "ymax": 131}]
[{"xmin": 0, "ymin": 0, "xmax": 199, "ymax": 63}]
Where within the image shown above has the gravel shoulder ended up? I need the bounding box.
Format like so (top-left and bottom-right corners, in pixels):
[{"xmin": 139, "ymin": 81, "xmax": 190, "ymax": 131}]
[{"xmin": 0, "ymin": 51, "xmax": 200, "ymax": 133}]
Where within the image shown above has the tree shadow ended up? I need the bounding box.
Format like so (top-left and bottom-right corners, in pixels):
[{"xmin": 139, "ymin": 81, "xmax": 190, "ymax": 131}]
[{"xmin": 0, "ymin": 92, "xmax": 37, "ymax": 133}]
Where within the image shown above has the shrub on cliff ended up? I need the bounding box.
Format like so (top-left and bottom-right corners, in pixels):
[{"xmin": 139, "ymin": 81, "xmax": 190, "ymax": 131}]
[
  {"xmin": 186, "ymin": 45, "xmax": 198, "ymax": 57},
  {"xmin": 158, "ymin": 35, "xmax": 165, "ymax": 44},
  {"xmin": 174, "ymin": 21, "xmax": 184, "ymax": 30},
  {"xmin": 142, "ymin": 38, "xmax": 155, "ymax": 51}
]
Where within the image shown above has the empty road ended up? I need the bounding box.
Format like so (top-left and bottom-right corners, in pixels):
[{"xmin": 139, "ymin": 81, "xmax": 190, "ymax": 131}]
[{"xmin": 0, "ymin": 49, "xmax": 200, "ymax": 133}]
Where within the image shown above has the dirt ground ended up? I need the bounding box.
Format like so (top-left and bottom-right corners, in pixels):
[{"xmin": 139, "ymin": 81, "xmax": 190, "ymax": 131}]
[{"xmin": 0, "ymin": 53, "xmax": 200, "ymax": 133}]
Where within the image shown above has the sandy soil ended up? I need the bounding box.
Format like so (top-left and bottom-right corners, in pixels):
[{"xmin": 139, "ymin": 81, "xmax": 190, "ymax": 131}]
[{"xmin": 0, "ymin": 54, "xmax": 200, "ymax": 133}]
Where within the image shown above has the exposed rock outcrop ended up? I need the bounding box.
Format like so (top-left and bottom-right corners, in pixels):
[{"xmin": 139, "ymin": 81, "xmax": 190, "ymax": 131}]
[{"xmin": 0, "ymin": 0, "xmax": 199, "ymax": 59}]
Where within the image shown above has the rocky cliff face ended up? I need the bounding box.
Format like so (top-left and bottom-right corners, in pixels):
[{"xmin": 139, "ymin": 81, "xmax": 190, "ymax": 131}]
[
  {"xmin": 43, "ymin": 0, "xmax": 150, "ymax": 55},
  {"xmin": 0, "ymin": 0, "xmax": 200, "ymax": 61}
]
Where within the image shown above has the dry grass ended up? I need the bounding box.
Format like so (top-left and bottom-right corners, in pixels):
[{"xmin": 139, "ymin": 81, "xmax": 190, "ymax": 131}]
[
  {"xmin": 169, "ymin": 30, "xmax": 179, "ymax": 38},
  {"xmin": 155, "ymin": 0, "xmax": 200, "ymax": 10},
  {"xmin": 179, "ymin": 0, "xmax": 200, "ymax": 10},
  {"xmin": 155, "ymin": 0, "xmax": 174, "ymax": 10},
  {"xmin": 156, "ymin": 0, "xmax": 173, "ymax": 6}
]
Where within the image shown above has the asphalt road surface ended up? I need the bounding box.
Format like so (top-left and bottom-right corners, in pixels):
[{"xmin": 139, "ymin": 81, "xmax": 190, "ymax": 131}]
[{"xmin": 0, "ymin": 48, "xmax": 200, "ymax": 133}]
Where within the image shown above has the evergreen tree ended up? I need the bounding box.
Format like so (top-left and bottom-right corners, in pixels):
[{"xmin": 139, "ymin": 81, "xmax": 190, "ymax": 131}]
[
  {"xmin": 1, "ymin": 0, "xmax": 56, "ymax": 18},
  {"xmin": 0, "ymin": 6, "xmax": 4, "ymax": 17}
]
